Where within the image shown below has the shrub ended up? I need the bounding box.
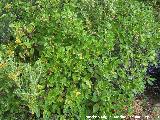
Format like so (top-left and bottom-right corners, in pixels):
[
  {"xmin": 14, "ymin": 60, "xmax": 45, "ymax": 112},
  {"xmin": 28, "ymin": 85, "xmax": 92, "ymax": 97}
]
[{"xmin": 0, "ymin": 0, "xmax": 159, "ymax": 119}]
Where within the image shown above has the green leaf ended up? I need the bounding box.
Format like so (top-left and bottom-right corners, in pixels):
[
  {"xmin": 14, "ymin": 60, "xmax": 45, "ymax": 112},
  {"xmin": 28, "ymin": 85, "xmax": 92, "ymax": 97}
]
[{"xmin": 93, "ymin": 103, "xmax": 99, "ymax": 113}]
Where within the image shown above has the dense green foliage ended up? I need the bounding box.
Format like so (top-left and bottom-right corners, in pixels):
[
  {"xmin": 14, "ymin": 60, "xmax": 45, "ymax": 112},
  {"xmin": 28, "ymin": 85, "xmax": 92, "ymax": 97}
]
[{"xmin": 0, "ymin": 0, "xmax": 159, "ymax": 119}]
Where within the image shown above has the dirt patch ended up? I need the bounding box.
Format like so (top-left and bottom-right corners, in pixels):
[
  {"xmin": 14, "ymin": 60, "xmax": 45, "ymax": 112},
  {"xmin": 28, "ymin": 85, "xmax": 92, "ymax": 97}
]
[{"xmin": 125, "ymin": 86, "xmax": 160, "ymax": 120}]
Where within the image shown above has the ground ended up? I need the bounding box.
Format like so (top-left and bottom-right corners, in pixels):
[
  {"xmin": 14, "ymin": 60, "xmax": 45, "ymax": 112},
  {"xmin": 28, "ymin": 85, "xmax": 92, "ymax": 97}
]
[{"xmin": 125, "ymin": 85, "xmax": 160, "ymax": 120}]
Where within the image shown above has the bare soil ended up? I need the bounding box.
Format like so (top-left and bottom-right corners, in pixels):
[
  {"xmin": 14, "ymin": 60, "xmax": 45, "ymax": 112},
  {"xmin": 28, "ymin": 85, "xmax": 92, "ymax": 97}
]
[{"xmin": 125, "ymin": 85, "xmax": 160, "ymax": 120}]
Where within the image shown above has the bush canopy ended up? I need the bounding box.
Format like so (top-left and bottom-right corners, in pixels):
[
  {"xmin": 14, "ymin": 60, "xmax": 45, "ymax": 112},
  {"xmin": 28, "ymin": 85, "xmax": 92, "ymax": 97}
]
[{"xmin": 0, "ymin": 0, "xmax": 159, "ymax": 119}]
